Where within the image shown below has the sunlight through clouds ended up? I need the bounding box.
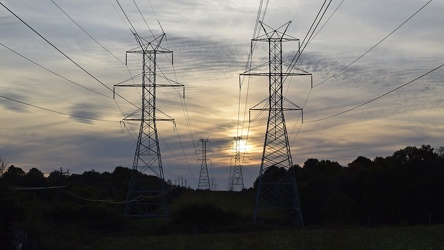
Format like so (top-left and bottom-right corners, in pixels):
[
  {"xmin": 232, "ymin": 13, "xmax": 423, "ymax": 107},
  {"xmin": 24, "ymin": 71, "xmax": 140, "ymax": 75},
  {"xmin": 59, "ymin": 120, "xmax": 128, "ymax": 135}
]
[{"xmin": 0, "ymin": 0, "xmax": 443, "ymax": 189}]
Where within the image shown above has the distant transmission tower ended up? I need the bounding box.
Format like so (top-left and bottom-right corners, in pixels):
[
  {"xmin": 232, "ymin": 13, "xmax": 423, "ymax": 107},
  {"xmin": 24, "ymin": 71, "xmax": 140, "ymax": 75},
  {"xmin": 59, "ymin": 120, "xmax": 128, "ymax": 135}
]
[
  {"xmin": 229, "ymin": 136, "xmax": 244, "ymax": 191},
  {"xmin": 115, "ymin": 32, "xmax": 183, "ymax": 217},
  {"xmin": 242, "ymin": 22, "xmax": 311, "ymax": 226},
  {"xmin": 197, "ymin": 138, "xmax": 211, "ymax": 190}
]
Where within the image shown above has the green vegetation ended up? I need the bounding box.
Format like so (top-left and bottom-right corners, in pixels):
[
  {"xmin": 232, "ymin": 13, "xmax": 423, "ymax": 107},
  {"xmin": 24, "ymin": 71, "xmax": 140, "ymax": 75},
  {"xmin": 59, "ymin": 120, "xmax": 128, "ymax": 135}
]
[
  {"xmin": 87, "ymin": 225, "xmax": 444, "ymax": 250},
  {"xmin": 0, "ymin": 144, "xmax": 443, "ymax": 249}
]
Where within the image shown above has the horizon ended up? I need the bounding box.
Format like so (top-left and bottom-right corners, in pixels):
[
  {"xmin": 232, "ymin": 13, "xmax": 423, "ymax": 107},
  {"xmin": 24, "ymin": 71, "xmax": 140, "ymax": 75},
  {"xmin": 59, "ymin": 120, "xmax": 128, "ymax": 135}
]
[{"xmin": 1, "ymin": 0, "xmax": 443, "ymax": 190}]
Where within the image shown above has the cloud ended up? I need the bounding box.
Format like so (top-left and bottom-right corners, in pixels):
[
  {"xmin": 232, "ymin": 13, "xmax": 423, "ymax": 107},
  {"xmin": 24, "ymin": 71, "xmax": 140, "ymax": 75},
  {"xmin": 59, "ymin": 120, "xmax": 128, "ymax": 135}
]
[
  {"xmin": 68, "ymin": 102, "xmax": 103, "ymax": 124},
  {"xmin": 1, "ymin": 0, "xmax": 443, "ymax": 190},
  {"xmin": 0, "ymin": 90, "xmax": 29, "ymax": 112}
]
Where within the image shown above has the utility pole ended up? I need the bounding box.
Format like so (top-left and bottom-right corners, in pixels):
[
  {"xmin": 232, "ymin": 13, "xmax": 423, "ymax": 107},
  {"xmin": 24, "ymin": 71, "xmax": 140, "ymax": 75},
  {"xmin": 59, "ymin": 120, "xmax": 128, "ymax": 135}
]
[
  {"xmin": 115, "ymin": 32, "xmax": 183, "ymax": 217},
  {"xmin": 229, "ymin": 136, "xmax": 245, "ymax": 191},
  {"xmin": 242, "ymin": 22, "xmax": 311, "ymax": 226},
  {"xmin": 197, "ymin": 138, "xmax": 211, "ymax": 190}
]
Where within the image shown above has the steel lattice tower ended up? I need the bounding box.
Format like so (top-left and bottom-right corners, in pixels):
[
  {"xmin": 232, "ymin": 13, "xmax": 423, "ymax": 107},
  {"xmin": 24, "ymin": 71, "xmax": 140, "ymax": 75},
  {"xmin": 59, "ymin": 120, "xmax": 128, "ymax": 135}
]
[
  {"xmin": 197, "ymin": 138, "xmax": 211, "ymax": 190},
  {"xmin": 115, "ymin": 33, "xmax": 182, "ymax": 217},
  {"xmin": 242, "ymin": 22, "xmax": 311, "ymax": 226},
  {"xmin": 229, "ymin": 136, "xmax": 244, "ymax": 191}
]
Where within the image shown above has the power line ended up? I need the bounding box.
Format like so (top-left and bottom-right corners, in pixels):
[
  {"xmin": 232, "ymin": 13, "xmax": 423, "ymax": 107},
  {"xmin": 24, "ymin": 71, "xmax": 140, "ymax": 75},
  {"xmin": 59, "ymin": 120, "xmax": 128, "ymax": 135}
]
[
  {"xmin": 306, "ymin": 62, "xmax": 444, "ymax": 123},
  {"xmin": 135, "ymin": 0, "xmax": 198, "ymax": 155},
  {"xmin": 114, "ymin": 0, "xmax": 198, "ymax": 188},
  {"xmin": 50, "ymin": 0, "xmax": 125, "ymax": 64},
  {"xmin": 289, "ymin": 0, "xmax": 432, "ymax": 144},
  {"xmin": 237, "ymin": 0, "xmax": 269, "ymax": 140},
  {"xmin": 310, "ymin": 0, "xmax": 345, "ymax": 42},
  {"xmin": 0, "ymin": 42, "xmax": 110, "ymax": 99},
  {"xmin": 313, "ymin": 0, "xmax": 433, "ymax": 88},
  {"xmin": 291, "ymin": 0, "xmax": 306, "ymax": 22},
  {"xmin": 0, "ymin": 2, "xmax": 140, "ymax": 111},
  {"xmin": 300, "ymin": 0, "xmax": 329, "ymax": 49},
  {"xmin": 132, "ymin": 0, "xmax": 156, "ymax": 39},
  {"xmin": 173, "ymin": 127, "xmax": 198, "ymax": 186},
  {"xmin": 116, "ymin": 0, "xmax": 139, "ymax": 35},
  {"xmin": 0, "ymin": 94, "xmax": 117, "ymax": 123},
  {"xmin": 0, "ymin": 3, "xmax": 111, "ymax": 94},
  {"xmin": 284, "ymin": 0, "xmax": 333, "ymax": 83}
]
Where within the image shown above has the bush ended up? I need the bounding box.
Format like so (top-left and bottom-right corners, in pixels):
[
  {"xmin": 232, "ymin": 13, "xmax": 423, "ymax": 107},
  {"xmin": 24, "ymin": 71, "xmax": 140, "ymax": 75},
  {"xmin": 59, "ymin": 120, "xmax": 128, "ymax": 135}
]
[{"xmin": 171, "ymin": 203, "xmax": 240, "ymax": 233}]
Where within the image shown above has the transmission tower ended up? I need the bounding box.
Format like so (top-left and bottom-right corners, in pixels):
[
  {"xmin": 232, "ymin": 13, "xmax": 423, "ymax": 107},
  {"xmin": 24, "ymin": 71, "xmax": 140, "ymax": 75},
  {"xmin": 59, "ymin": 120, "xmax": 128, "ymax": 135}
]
[
  {"xmin": 115, "ymin": 32, "xmax": 183, "ymax": 217},
  {"xmin": 242, "ymin": 22, "xmax": 311, "ymax": 226},
  {"xmin": 197, "ymin": 138, "xmax": 211, "ymax": 190},
  {"xmin": 229, "ymin": 136, "xmax": 244, "ymax": 191}
]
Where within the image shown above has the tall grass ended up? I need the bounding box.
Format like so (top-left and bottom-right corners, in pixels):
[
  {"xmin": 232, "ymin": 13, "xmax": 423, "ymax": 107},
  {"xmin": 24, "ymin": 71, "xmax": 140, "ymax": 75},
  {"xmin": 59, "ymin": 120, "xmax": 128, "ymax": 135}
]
[{"xmin": 86, "ymin": 225, "xmax": 444, "ymax": 250}]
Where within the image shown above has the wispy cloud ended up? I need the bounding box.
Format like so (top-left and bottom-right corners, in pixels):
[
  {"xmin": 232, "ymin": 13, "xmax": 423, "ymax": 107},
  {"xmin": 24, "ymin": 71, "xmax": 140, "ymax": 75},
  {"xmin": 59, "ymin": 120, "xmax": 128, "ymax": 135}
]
[{"xmin": 0, "ymin": 0, "xmax": 443, "ymax": 189}]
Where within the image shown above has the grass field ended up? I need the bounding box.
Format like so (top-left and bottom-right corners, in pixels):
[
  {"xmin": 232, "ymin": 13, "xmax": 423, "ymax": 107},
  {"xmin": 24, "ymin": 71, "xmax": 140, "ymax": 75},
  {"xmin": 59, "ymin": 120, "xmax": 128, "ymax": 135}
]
[
  {"xmin": 32, "ymin": 190, "xmax": 444, "ymax": 249},
  {"xmin": 83, "ymin": 225, "xmax": 444, "ymax": 250},
  {"xmin": 169, "ymin": 190, "xmax": 256, "ymax": 217}
]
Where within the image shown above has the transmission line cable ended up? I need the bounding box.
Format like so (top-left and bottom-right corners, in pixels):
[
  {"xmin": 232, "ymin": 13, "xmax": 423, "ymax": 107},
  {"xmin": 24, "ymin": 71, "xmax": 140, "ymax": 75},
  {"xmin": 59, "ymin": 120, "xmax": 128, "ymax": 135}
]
[
  {"xmin": 291, "ymin": 0, "xmax": 306, "ymax": 22},
  {"xmin": 0, "ymin": 94, "xmax": 117, "ymax": 123},
  {"xmin": 284, "ymin": 0, "xmax": 332, "ymax": 84},
  {"xmin": 116, "ymin": 0, "xmax": 139, "ymax": 36},
  {"xmin": 313, "ymin": 0, "xmax": 433, "ymax": 88},
  {"xmin": 116, "ymin": 0, "xmax": 198, "ymax": 185},
  {"xmin": 301, "ymin": 0, "xmax": 333, "ymax": 49},
  {"xmin": 310, "ymin": 0, "xmax": 345, "ymax": 42},
  {"xmin": 238, "ymin": 0, "xmax": 269, "ymax": 141},
  {"xmin": 175, "ymin": 127, "xmax": 198, "ymax": 186},
  {"xmin": 306, "ymin": 62, "xmax": 444, "ymax": 123},
  {"xmin": 289, "ymin": 0, "xmax": 431, "ymax": 145},
  {"xmin": 0, "ymin": 2, "xmax": 140, "ymax": 110},
  {"xmin": 135, "ymin": 0, "xmax": 198, "ymax": 154},
  {"xmin": 133, "ymin": 0, "xmax": 156, "ymax": 39},
  {"xmin": 50, "ymin": 0, "xmax": 125, "ymax": 64},
  {"xmin": 51, "ymin": 0, "xmax": 140, "ymax": 95},
  {"xmin": 0, "ymin": 42, "xmax": 110, "ymax": 98}
]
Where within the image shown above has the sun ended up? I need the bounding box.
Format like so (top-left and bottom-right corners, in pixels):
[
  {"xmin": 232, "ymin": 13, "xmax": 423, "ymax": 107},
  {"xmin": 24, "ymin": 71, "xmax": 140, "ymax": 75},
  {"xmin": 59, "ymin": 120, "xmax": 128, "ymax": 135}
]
[{"xmin": 232, "ymin": 137, "xmax": 249, "ymax": 153}]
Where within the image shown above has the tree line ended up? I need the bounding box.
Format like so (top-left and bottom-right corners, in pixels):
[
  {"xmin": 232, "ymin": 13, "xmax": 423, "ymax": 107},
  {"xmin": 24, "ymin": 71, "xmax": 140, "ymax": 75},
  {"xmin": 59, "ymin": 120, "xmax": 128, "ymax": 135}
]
[
  {"xmin": 0, "ymin": 145, "xmax": 443, "ymax": 248},
  {"xmin": 273, "ymin": 145, "xmax": 444, "ymax": 227}
]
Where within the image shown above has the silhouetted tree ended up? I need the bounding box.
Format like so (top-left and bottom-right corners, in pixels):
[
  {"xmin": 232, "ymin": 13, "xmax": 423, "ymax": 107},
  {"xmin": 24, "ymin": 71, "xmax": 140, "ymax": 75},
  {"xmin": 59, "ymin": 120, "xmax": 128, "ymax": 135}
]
[
  {"xmin": 1, "ymin": 165, "xmax": 25, "ymax": 185},
  {"xmin": 111, "ymin": 166, "xmax": 131, "ymax": 199},
  {"xmin": 47, "ymin": 169, "xmax": 68, "ymax": 186},
  {"xmin": 252, "ymin": 165, "xmax": 287, "ymax": 190},
  {"xmin": 347, "ymin": 156, "xmax": 372, "ymax": 173},
  {"xmin": 24, "ymin": 168, "xmax": 46, "ymax": 187}
]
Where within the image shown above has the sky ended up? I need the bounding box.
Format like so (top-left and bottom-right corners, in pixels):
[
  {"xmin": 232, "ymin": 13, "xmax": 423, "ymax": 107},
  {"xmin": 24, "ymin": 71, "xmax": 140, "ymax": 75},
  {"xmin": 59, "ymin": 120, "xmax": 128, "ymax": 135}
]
[{"xmin": 0, "ymin": 0, "xmax": 443, "ymax": 189}]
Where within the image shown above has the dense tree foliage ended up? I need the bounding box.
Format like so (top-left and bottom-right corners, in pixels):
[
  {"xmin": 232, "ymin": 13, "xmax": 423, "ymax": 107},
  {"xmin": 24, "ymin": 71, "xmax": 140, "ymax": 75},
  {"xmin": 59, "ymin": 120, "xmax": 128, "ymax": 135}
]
[
  {"xmin": 0, "ymin": 144, "xmax": 443, "ymax": 248},
  {"xmin": 291, "ymin": 145, "xmax": 444, "ymax": 227}
]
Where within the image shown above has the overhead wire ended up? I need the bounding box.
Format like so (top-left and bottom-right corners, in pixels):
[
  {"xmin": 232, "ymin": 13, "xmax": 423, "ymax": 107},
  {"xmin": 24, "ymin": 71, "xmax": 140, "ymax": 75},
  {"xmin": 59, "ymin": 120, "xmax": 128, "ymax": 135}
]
[
  {"xmin": 310, "ymin": 0, "xmax": 345, "ymax": 42},
  {"xmin": 291, "ymin": 0, "xmax": 306, "ymax": 22},
  {"xmin": 0, "ymin": 2, "xmax": 140, "ymax": 111},
  {"xmin": 289, "ymin": 0, "xmax": 431, "ymax": 146},
  {"xmin": 175, "ymin": 126, "xmax": 198, "ymax": 186},
  {"xmin": 1, "ymin": 1, "xmax": 196, "ymax": 186},
  {"xmin": 0, "ymin": 94, "xmax": 117, "ymax": 123},
  {"xmin": 145, "ymin": 0, "xmax": 198, "ymax": 182},
  {"xmin": 140, "ymin": 0, "xmax": 198, "ymax": 155},
  {"xmin": 11, "ymin": 184, "xmax": 175, "ymax": 204},
  {"xmin": 305, "ymin": 62, "xmax": 444, "ymax": 123},
  {"xmin": 50, "ymin": 0, "xmax": 143, "ymax": 114},
  {"xmin": 286, "ymin": 0, "xmax": 337, "ymax": 146},
  {"xmin": 0, "ymin": 42, "xmax": 110, "ymax": 99},
  {"xmin": 284, "ymin": 0, "xmax": 333, "ymax": 84},
  {"xmin": 238, "ymin": 0, "xmax": 269, "ymax": 138},
  {"xmin": 235, "ymin": 0, "xmax": 270, "ymax": 182},
  {"xmin": 50, "ymin": 0, "xmax": 125, "ymax": 64},
  {"xmin": 289, "ymin": 0, "xmax": 433, "ymax": 145},
  {"xmin": 116, "ymin": 0, "xmax": 198, "ymax": 185},
  {"xmin": 313, "ymin": 0, "xmax": 433, "ymax": 88}
]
